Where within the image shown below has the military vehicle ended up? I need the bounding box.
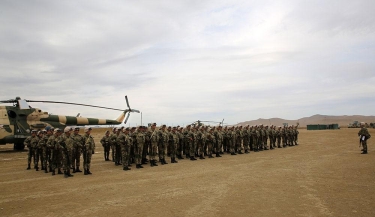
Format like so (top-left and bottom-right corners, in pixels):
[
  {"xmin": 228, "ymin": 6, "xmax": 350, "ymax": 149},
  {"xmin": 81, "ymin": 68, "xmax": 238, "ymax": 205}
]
[
  {"xmin": 348, "ymin": 121, "xmax": 360, "ymax": 128},
  {"xmin": 0, "ymin": 96, "xmax": 139, "ymax": 150}
]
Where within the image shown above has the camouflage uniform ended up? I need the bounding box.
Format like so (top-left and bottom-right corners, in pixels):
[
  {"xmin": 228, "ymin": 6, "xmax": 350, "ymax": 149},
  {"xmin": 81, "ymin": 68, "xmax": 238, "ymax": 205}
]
[
  {"xmin": 135, "ymin": 128, "xmax": 145, "ymax": 168},
  {"xmin": 206, "ymin": 130, "xmax": 216, "ymax": 158},
  {"xmin": 276, "ymin": 127, "xmax": 282, "ymax": 148},
  {"xmin": 115, "ymin": 130, "xmax": 123, "ymax": 165},
  {"xmin": 148, "ymin": 125, "xmax": 159, "ymax": 166},
  {"xmin": 214, "ymin": 127, "xmax": 223, "ymax": 157},
  {"xmin": 47, "ymin": 131, "xmax": 63, "ymax": 175},
  {"xmin": 71, "ymin": 130, "xmax": 84, "ymax": 172},
  {"xmin": 358, "ymin": 126, "xmax": 371, "ymax": 154},
  {"xmin": 281, "ymin": 126, "xmax": 288, "ymax": 147},
  {"xmin": 235, "ymin": 127, "xmax": 244, "ymax": 154},
  {"xmin": 121, "ymin": 128, "xmax": 132, "ymax": 170},
  {"xmin": 242, "ymin": 126, "xmax": 250, "ymax": 153},
  {"xmin": 110, "ymin": 130, "xmax": 118, "ymax": 162},
  {"xmin": 196, "ymin": 128, "xmax": 206, "ymax": 159},
  {"xmin": 229, "ymin": 128, "xmax": 236, "ymax": 155},
  {"xmin": 58, "ymin": 130, "xmax": 74, "ymax": 177},
  {"xmin": 158, "ymin": 126, "xmax": 168, "ymax": 164},
  {"xmin": 170, "ymin": 129, "xmax": 179, "ymax": 163},
  {"xmin": 185, "ymin": 126, "xmax": 197, "ymax": 160},
  {"xmin": 100, "ymin": 132, "xmax": 111, "ymax": 161},
  {"xmin": 35, "ymin": 132, "xmax": 44, "ymax": 170},
  {"xmin": 38, "ymin": 132, "xmax": 50, "ymax": 172},
  {"xmin": 24, "ymin": 133, "xmax": 38, "ymax": 170},
  {"xmin": 177, "ymin": 129, "xmax": 184, "ymax": 159},
  {"xmin": 83, "ymin": 129, "xmax": 95, "ymax": 175}
]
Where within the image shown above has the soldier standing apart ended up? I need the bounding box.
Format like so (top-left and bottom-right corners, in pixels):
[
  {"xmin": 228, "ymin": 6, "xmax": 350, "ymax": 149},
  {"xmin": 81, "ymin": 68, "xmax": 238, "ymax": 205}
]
[
  {"xmin": 59, "ymin": 127, "xmax": 74, "ymax": 178},
  {"xmin": 358, "ymin": 122, "xmax": 371, "ymax": 154},
  {"xmin": 100, "ymin": 130, "xmax": 111, "ymax": 161},
  {"xmin": 149, "ymin": 123, "xmax": 159, "ymax": 166},
  {"xmin": 83, "ymin": 127, "xmax": 95, "ymax": 175},
  {"xmin": 24, "ymin": 129, "xmax": 38, "ymax": 170}
]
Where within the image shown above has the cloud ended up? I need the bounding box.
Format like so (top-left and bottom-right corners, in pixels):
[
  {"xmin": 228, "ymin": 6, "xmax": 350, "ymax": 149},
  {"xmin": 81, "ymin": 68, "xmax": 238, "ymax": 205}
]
[{"xmin": 0, "ymin": 0, "xmax": 374, "ymax": 126}]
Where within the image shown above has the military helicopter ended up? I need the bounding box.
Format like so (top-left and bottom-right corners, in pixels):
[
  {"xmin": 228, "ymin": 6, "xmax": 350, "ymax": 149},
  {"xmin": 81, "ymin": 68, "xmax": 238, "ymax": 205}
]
[
  {"xmin": 0, "ymin": 96, "xmax": 139, "ymax": 150},
  {"xmin": 191, "ymin": 119, "xmax": 226, "ymax": 127}
]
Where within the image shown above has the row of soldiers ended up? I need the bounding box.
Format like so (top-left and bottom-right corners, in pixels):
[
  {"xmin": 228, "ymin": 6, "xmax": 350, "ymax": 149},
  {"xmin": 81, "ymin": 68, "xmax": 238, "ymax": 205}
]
[
  {"xmin": 99, "ymin": 123, "xmax": 299, "ymax": 171},
  {"xmin": 23, "ymin": 126, "xmax": 95, "ymax": 178}
]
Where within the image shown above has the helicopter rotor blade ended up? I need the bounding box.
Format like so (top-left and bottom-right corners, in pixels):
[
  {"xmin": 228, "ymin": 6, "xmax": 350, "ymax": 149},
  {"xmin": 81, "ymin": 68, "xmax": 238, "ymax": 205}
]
[
  {"xmin": 125, "ymin": 96, "xmax": 130, "ymax": 109},
  {"xmin": 130, "ymin": 109, "xmax": 140, "ymax": 113},
  {"xmin": 0, "ymin": 99, "xmax": 17, "ymax": 103},
  {"xmin": 25, "ymin": 100, "xmax": 123, "ymax": 111},
  {"xmin": 124, "ymin": 112, "xmax": 131, "ymax": 124}
]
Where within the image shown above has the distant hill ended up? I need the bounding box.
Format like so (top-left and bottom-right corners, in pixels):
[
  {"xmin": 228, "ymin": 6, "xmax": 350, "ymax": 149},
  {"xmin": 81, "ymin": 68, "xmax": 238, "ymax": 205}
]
[{"xmin": 236, "ymin": 115, "xmax": 375, "ymax": 128}]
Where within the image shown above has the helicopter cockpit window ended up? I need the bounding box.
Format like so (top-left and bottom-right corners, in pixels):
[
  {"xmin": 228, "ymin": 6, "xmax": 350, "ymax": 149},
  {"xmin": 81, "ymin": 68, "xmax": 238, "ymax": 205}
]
[{"xmin": 8, "ymin": 110, "xmax": 17, "ymax": 118}]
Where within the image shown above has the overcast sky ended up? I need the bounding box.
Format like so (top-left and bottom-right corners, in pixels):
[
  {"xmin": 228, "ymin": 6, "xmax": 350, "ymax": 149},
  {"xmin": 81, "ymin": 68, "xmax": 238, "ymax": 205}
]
[{"xmin": 1, "ymin": 0, "xmax": 375, "ymax": 126}]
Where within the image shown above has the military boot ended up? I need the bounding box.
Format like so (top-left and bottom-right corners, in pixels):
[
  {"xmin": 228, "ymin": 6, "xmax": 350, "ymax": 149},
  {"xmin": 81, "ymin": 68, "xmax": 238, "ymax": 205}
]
[
  {"xmin": 160, "ymin": 159, "xmax": 165, "ymax": 165},
  {"xmin": 245, "ymin": 150, "xmax": 250, "ymax": 154},
  {"xmin": 26, "ymin": 164, "xmax": 31, "ymax": 170},
  {"xmin": 52, "ymin": 170, "xmax": 55, "ymax": 176},
  {"xmin": 150, "ymin": 160, "xmax": 157, "ymax": 167},
  {"xmin": 190, "ymin": 156, "xmax": 196, "ymax": 161},
  {"xmin": 231, "ymin": 152, "xmax": 237, "ymax": 155},
  {"xmin": 44, "ymin": 167, "xmax": 48, "ymax": 173},
  {"xmin": 58, "ymin": 169, "xmax": 63, "ymax": 174},
  {"xmin": 64, "ymin": 171, "xmax": 69, "ymax": 178},
  {"xmin": 87, "ymin": 169, "xmax": 92, "ymax": 175},
  {"xmin": 67, "ymin": 170, "xmax": 74, "ymax": 177},
  {"xmin": 278, "ymin": 145, "xmax": 282, "ymax": 148},
  {"xmin": 123, "ymin": 166, "xmax": 131, "ymax": 171},
  {"xmin": 84, "ymin": 169, "xmax": 88, "ymax": 175},
  {"xmin": 72, "ymin": 167, "xmax": 76, "ymax": 173},
  {"xmin": 199, "ymin": 155, "xmax": 205, "ymax": 159},
  {"xmin": 361, "ymin": 151, "xmax": 368, "ymax": 154},
  {"xmin": 76, "ymin": 167, "xmax": 82, "ymax": 172},
  {"xmin": 208, "ymin": 155, "xmax": 214, "ymax": 158},
  {"xmin": 163, "ymin": 159, "xmax": 168, "ymax": 164},
  {"xmin": 35, "ymin": 166, "xmax": 39, "ymax": 171},
  {"xmin": 238, "ymin": 151, "xmax": 244, "ymax": 154},
  {"xmin": 216, "ymin": 153, "xmax": 222, "ymax": 157}
]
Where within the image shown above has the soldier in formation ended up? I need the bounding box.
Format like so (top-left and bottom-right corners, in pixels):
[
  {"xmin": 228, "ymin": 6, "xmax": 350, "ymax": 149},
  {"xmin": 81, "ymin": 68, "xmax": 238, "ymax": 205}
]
[{"xmin": 25, "ymin": 123, "xmax": 301, "ymax": 175}]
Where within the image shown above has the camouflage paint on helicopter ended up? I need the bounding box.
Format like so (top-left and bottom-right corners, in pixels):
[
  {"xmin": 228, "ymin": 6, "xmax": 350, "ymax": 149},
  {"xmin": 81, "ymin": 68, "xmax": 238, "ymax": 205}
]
[{"xmin": 0, "ymin": 96, "xmax": 139, "ymax": 150}]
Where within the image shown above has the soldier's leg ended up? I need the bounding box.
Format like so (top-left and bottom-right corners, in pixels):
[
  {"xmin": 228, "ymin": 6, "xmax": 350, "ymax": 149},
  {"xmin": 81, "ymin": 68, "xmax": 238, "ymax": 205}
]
[
  {"xmin": 122, "ymin": 147, "xmax": 131, "ymax": 170},
  {"xmin": 86, "ymin": 152, "xmax": 92, "ymax": 174},
  {"xmin": 362, "ymin": 141, "xmax": 368, "ymax": 153},
  {"xmin": 83, "ymin": 151, "xmax": 88, "ymax": 174},
  {"xmin": 136, "ymin": 145, "xmax": 143, "ymax": 168},
  {"xmin": 111, "ymin": 145, "xmax": 116, "ymax": 162},
  {"xmin": 34, "ymin": 149, "xmax": 39, "ymax": 170}
]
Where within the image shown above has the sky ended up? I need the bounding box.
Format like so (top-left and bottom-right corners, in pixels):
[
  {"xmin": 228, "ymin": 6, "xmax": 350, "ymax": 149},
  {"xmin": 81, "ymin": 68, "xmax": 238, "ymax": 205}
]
[{"xmin": 1, "ymin": 0, "xmax": 375, "ymax": 126}]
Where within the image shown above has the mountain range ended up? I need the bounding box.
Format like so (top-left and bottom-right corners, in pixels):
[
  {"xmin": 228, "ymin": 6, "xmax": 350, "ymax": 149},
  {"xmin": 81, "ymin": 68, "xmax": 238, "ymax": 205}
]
[{"xmin": 236, "ymin": 115, "xmax": 375, "ymax": 128}]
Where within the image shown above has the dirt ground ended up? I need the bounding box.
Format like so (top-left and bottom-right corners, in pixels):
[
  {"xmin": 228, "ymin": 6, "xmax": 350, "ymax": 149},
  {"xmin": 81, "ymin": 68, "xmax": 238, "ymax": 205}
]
[{"xmin": 0, "ymin": 128, "xmax": 374, "ymax": 217}]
